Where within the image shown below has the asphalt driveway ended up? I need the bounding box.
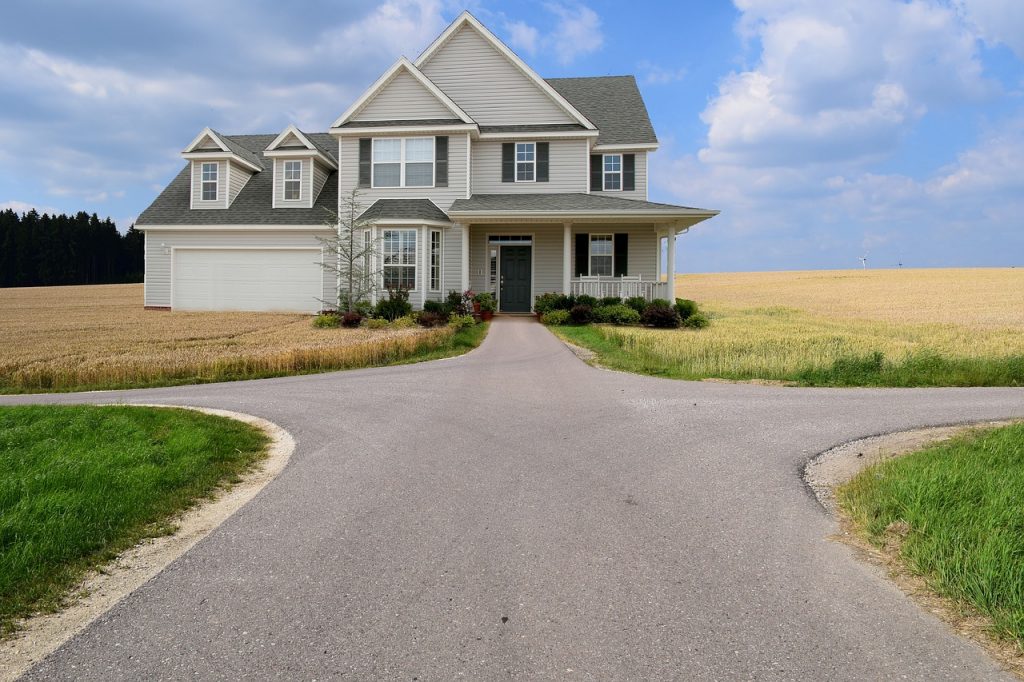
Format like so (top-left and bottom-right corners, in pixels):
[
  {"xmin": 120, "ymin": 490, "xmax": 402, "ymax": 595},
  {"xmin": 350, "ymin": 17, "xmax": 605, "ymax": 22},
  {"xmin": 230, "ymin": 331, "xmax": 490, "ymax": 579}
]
[{"xmin": 3, "ymin": 317, "xmax": 1023, "ymax": 680}]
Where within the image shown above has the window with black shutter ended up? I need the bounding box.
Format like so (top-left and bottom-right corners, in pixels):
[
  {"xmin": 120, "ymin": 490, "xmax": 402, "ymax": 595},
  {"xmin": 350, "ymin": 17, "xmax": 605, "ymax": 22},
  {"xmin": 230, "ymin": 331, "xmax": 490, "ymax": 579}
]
[
  {"xmin": 623, "ymin": 154, "xmax": 635, "ymax": 192},
  {"xmin": 358, "ymin": 138, "xmax": 372, "ymax": 188},
  {"xmin": 614, "ymin": 234, "xmax": 628, "ymax": 276},
  {"xmin": 435, "ymin": 136, "xmax": 448, "ymax": 187},
  {"xmin": 589, "ymin": 155, "xmax": 602, "ymax": 191},
  {"xmin": 575, "ymin": 233, "xmax": 589, "ymax": 276},
  {"xmin": 502, "ymin": 143, "xmax": 515, "ymax": 182},
  {"xmin": 536, "ymin": 142, "xmax": 549, "ymax": 182}
]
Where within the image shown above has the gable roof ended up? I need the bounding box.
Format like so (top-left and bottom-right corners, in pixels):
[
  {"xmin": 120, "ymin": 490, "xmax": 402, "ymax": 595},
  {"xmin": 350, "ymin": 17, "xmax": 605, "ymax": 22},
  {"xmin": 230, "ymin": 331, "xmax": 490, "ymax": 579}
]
[
  {"xmin": 139, "ymin": 134, "xmax": 337, "ymax": 226},
  {"xmin": 332, "ymin": 57, "xmax": 473, "ymax": 129},
  {"xmin": 546, "ymin": 76, "xmax": 658, "ymax": 147},
  {"xmin": 265, "ymin": 124, "xmax": 338, "ymax": 168},
  {"xmin": 182, "ymin": 127, "xmax": 263, "ymax": 172},
  {"xmin": 414, "ymin": 11, "xmax": 595, "ymax": 130}
]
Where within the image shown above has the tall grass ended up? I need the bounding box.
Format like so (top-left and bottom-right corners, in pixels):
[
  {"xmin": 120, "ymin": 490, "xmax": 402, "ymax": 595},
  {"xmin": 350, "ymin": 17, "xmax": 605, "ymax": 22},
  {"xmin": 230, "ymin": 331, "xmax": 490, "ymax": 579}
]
[
  {"xmin": 838, "ymin": 423, "xmax": 1024, "ymax": 647},
  {"xmin": 0, "ymin": 405, "xmax": 268, "ymax": 635}
]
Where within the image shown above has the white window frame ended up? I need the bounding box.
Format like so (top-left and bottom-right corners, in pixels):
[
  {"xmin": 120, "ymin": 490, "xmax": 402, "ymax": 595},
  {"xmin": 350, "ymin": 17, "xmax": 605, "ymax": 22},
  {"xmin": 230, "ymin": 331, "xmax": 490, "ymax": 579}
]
[
  {"xmin": 429, "ymin": 229, "xmax": 442, "ymax": 292},
  {"xmin": 382, "ymin": 228, "xmax": 418, "ymax": 291},
  {"xmin": 515, "ymin": 141, "xmax": 536, "ymax": 183},
  {"xmin": 371, "ymin": 137, "xmax": 435, "ymax": 189},
  {"xmin": 201, "ymin": 162, "xmax": 218, "ymax": 201},
  {"xmin": 589, "ymin": 233, "xmax": 614, "ymax": 277},
  {"xmin": 283, "ymin": 160, "xmax": 302, "ymax": 201},
  {"xmin": 602, "ymin": 154, "xmax": 622, "ymax": 192}
]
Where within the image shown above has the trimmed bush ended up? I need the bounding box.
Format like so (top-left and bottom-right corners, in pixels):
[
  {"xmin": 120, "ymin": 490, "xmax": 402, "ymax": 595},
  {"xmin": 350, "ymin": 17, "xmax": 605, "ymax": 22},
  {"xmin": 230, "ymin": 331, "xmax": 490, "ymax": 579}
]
[
  {"xmin": 417, "ymin": 311, "xmax": 447, "ymax": 328},
  {"xmin": 594, "ymin": 304, "xmax": 641, "ymax": 326},
  {"xmin": 674, "ymin": 298, "xmax": 698, "ymax": 321},
  {"xmin": 641, "ymin": 301, "xmax": 682, "ymax": 328},
  {"xmin": 445, "ymin": 290, "xmax": 473, "ymax": 316},
  {"xmin": 599, "ymin": 296, "xmax": 623, "ymax": 307},
  {"xmin": 312, "ymin": 313, "xmax": 340, "ymax": 329},
  {"xmin": 534, "ymin": 293, "xmax": 574, "ymax": 314},
  {"xmin": 375, "ymin": 289, "xmax": 412, "ymax": 321},
  {"xmin": 624, "ymin": 296, "xmax": 648, "ymax": 314},
  {"xmin": 448, "ymin": 314, "xmax": 476, "ymax": 330},
  {"xmin": 391, "ymin": 315, "xmax": 417, "ymax": 329},
  {"xmin": 575, "ymin": 294, "xmax": 598, "ymax": 308},
  {"xmin": 341, "ymin": 311, "xmax": 363, "ymax": 328},
  {"xmin": 541, "ymin": 309, "xmax": 571, "ymax": 325},
  {"xmin": 682, "ymin": 311, "xmax": 710, "ymax": 329},
  {"xmin": 364, "ymin": 318, "xmax": 389, "ymax": 330},
  {"xmin": 570, "ymin": 304, "xmax": 594, "ymax": 324},
  {"xmin": 423, "ymin": 300, "xmax": 450, "ymax": 319}
]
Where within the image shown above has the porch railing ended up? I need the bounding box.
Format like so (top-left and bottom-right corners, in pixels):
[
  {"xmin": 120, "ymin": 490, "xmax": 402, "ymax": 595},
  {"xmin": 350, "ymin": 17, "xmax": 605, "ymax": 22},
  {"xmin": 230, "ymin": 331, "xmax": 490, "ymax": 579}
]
[{"xmin": 570, "ymin": 277, "xmax": 670, "ymax": 301}]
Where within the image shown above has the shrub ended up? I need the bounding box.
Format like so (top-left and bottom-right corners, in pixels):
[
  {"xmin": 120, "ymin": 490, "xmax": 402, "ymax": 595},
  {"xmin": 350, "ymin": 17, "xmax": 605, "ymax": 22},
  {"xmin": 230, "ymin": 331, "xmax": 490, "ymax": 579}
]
[
  {"xmin": 473, "ymin": 291, "xmax": 497, "ymax": 313},
  {"xmin": 416, "ymin": 311, "xmax": 447, "ymax": 328},
  {"xmin": 575, "ymin": 294, "xmax": 598, "ymax": 308},
  {"xmin": 445, "ymin": 290, "xmax": 473, "ymax": 316},
  {"xmin": 682, "ymin": 311, "xmax": 710, "ymax": 329},
  {"xmin": 375, "ymin": 289, "xmax": 412, "ymax": 321},
  {"xmin": 641, "ymin": 301, "xmax": 682, "ymax": 328},
  {"xmin": 448, "ymin": 314, "xmax": 476, "ymax": 330},
  {"xmin": 594, "ymin": 304, "xmax": 641, "ymax": 325},
  {"xmin": 312, "ymin": 313, "xmax": 340, "ymax": 329},
  {"xmin": 352, "ymin": 300, "xmax": 375, "ymax": 318},
  {"xmin": 541, "ymin": 309, "xmax": 571, "ymax": 325},
  {"xmin": 569, "ymin": 304, "xmax": 594, "ymax": 325},
  {"xmin": 423, "ymin": 299, "xmax": 447, "ymax": 315},
  {"xmin": 674, "ymin": 298, "xmax": 698, "ymax": 321},
  {"xmin": 391, "ymin": 315, "xmax": 417, "ymax": 329},
  {"xmin": 341, "ymin": 311, "xmax": 363, "ymax": 328},
  {"xmin": 364, "ymin": 318, "xmax": 389, "ymax": 330},
  {"xmin": 599, "ymin": 296, "xmax": 623, "ymax": 307},
  {"xmin": 624, "ymin": 296, "xmax": 648, "ymax": 314},
  {"xmin": 534, "ymin": 293, "xmax": 573, "ymax": 315}
]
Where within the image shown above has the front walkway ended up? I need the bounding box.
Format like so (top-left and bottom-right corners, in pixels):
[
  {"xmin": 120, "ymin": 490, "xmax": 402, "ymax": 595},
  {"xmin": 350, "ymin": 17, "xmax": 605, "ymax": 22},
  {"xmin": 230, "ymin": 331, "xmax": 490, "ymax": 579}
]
[{"xmin": 3, "ymin": 317, "xmax": 1022, "ymax": 680}]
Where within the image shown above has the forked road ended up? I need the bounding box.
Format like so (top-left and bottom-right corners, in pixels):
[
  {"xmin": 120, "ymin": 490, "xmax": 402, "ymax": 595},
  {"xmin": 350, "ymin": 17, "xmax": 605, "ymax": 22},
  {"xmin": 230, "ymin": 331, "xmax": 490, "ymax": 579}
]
[{"xmin": 4, "ymin": 317, "xmax": 1023, "ymax": 680}]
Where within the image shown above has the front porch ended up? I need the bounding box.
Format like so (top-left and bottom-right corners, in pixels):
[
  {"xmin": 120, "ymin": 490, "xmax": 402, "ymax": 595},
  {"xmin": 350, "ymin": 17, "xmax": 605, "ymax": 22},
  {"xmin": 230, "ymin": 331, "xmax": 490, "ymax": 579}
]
[{"xmin": 570, "ymin": 276, "xmax": 671, "ymax": 301}]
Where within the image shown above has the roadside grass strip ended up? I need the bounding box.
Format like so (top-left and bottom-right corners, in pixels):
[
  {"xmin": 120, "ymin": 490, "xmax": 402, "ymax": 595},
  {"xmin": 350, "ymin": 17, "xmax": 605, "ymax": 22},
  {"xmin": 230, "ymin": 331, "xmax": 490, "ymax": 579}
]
[
  {"xmin": 838, "ymin": 423, "xmax": 1024, "ymax": 648},
  {"xmin": 0, "ymin": 405, "xmax": 269, "ymax": 636}
]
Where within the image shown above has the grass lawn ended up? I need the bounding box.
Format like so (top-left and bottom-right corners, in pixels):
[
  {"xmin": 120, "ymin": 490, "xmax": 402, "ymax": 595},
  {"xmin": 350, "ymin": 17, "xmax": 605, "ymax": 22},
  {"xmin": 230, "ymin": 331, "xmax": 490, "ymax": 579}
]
[
  {"xmin": 0, "ymin": 405, "xmax": 269, "ymax": 636},
  {"xmin": 838, "ymin": 423, "xmax": 1024, "ymax": 648},
  {"xmin": 553, "ymin": 268, "xmax": 1024, "ymax": 387},
  {"xmin": 0, "ymin": 284, "xmax": 488, "ymax": 393}
]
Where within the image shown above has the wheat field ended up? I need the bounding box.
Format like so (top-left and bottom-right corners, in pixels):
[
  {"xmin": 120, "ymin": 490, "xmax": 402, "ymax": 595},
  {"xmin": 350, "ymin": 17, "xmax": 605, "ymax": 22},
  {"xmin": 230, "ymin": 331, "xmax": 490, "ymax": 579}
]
[
  {"xmin": 0, "ymin": 284, "xmax": 448, "ymax": 392},
  {"xmin": 562, "ymin": 268, "xmax": 1024, "ymax": 386}
]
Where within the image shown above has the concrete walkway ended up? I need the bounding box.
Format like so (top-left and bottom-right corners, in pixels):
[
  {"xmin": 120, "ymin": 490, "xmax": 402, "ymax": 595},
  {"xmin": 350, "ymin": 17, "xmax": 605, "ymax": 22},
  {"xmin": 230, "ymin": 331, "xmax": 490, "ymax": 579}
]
[{"xmin": 4, "ymin": 317, "xmax": 1023, "ymax": 680}]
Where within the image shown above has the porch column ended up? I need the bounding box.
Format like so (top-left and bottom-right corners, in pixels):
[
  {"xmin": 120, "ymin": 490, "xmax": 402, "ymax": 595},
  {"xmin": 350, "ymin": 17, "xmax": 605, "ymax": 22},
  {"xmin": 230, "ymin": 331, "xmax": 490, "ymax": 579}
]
[
  {"xmin": 666, "ymin": 228, "xmax": 677, "ymax": 301},
  {"xmin": 459, "ymin": 222, "xmax": 470, "ymax": 293},
  {"xmin": 562, "ymin": 222, "xmax": 572, "ymax": 295}
]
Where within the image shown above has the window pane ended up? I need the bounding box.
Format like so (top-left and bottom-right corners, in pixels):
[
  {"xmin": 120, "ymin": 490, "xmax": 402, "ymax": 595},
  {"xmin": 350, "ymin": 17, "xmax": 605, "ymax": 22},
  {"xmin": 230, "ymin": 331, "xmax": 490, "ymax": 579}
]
[
  {"xmin": 405, "ymin": 162, "xmax": 433, "ymax": 187},
  {"xmin": 604, "ymin": 172, "xmax": 621, "ymax": 190},
  {"xmin": 516, "ymin": 162, "xmax": 534, "ymax": 182},
  {"xmin": 373, "ymin": 139, "xmax": 400, "ymax": 162},
  {"xmin": 382, "ymin": 230, "xmax": 417, "ymax": 290},
  {"xmin": 405, "ymin": 138, "xmax": 433, "ymax": 162},
  {"xmin": 202, "ymin": 163, "xmax": 217, "ymax": 181},
  {"xmin": 516, "ymin": 142, "xmax": 534, "ymax": 161},
  {"xmin": 591, "ymin": 256, "xmax": 612, "ymax": 277},
  {"xmin": 285, "ymin": 181, "xmax": 300, "ymax": 200},
  {"xmin": 604, "ymin": 155, "xmax": 621, "ymax": 172},
  {"xmin": 284, "ymin": 161, "xmax": 301, "ymax": 179},
  {"xmin": 373, "ymin": 163, "xmax": 400, "ymax": 187},
  {"xmin": 202, "ymin": 182, "xmax": 217, "ymax": 201},
  {"xmin": 590, "ymin": 235, "xmax": 613, "ymax": 255},
  {"xmin": 430, "ymin": 231, "xmax": 441, "ymax": 290}
]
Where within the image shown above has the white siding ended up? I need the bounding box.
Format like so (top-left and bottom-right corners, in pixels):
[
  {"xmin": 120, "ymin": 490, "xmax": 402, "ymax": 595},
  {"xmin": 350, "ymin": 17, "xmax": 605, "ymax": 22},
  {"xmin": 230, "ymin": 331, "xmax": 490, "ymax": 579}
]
[
  {"xmin": 274, "ymin": 158, "xmax": 313, "ymax": 208},
  {"xmin": 190, "ymin": 160, "xmax": 227, "ymax": 209},
  {"xmin": 598, "ymin": 151, "xmax": 648, "ymax": 201},
  {"xmin": 571, "ymin": 225, "xmax": 659, "ymax": 280},
  {"xmin": 143, "ymin": 229, "xmax": 335, "ymax": 308},
  {"xmin": 471, "ymin": 139, "xmax": 588, "ymax": 194},
  {"xmin": 442, "ymin": 225, "xmax": 463, "ymax": 295},
  {"xmin": 338, "ymin": 133, "xmax": 467, "ymax": 211},
  {"xmin": 354, "ymin": 70, "xmax": 454, "ymax": 121},
  {"xmin": 312, "ymin": 160, "xmax": 330, "ymax": 203},
  {"xmin": 227, "ymin": 161, "xmax": 253, "ymax": 205},
  {"xmin": 419, "ymin": 25, "xmax": 575, "ymax": 125}
]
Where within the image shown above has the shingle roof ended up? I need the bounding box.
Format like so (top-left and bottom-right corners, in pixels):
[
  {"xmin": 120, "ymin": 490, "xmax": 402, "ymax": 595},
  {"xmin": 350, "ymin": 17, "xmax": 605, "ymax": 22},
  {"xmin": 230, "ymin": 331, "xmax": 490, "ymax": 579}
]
[
  {"xmin": 358, "ymin": 199, "xmax": 450, "ymax": 223},
  {"xmin": 300, "ymin": 130, "xmax": 338, "ymax": 165},
  {"xmin": 545, "ymin": 76, "xmax": 657, "ymax": 146},
  {"xmin": 137, "ymin": 134, "xmax": 338, "ymax": 226},
  {"xmin": 478, "ymin": 124, "xmax": 588, "ymax": 134},
  {"xmin": 210, "ymin": 129, "xmax": 264, "ymax": 168},
  {"xmin": 448, "ymin": 193, "xmax": 713, "ymax": 214},
  {"xmin": 337, "ymin": 118, "xmax": 466, "ymax": 128}
]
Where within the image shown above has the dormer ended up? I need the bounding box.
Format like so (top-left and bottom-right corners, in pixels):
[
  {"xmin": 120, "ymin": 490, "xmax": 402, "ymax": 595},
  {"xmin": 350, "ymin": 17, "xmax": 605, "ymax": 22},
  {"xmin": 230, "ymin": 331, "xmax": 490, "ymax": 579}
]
[
  {"xmin": 182, "ymin": 128, "xmax": 262, "ymax": 210},
  {"xmin": 264, "ymin": 125, "xmax": 338, "ymax": 209}
]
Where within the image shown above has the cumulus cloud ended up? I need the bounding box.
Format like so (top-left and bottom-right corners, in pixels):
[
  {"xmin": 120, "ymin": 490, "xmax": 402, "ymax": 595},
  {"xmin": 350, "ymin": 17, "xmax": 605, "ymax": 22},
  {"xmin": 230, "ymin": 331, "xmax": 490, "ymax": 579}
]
[
  {"xmin": 506, "ymin": 20, "xmax": 540, "ymax": 55},
  {"xmin": 548, "ymin": 4, "xmax": 603, "ymax": 65},
  {"xmin": 954, "ymin": 0, "xmax": 1024, "ymax": 59},
  {"xmin": 638, "ymin": 60, "xmax": 687, "ymax": 86},
  {"xmin": 0, "ymin": 200, "xmax": 60, "ymax": 215}
]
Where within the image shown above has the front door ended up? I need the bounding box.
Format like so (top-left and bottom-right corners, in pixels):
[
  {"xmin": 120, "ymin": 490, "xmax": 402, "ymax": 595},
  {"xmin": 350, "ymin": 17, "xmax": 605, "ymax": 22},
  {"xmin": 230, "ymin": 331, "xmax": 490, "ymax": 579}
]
[{"xmin": 499, "ymin": 245, "xmax": 531, "ymax": 313}]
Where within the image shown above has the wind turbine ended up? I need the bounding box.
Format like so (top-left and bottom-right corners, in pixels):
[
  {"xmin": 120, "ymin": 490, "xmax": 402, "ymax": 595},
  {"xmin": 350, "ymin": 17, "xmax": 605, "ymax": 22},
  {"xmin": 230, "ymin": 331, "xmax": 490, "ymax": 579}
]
[{"xmin": 859, "ymin": 253, "xmax": 868, "ymax": 269}]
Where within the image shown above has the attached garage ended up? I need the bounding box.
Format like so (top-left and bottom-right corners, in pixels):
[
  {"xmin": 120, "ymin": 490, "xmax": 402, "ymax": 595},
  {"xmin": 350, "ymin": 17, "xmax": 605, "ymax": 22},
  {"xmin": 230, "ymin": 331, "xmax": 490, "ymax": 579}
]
[{"xmin": 172, "ymin": 248, "xmax": 323, "ymax": 312}]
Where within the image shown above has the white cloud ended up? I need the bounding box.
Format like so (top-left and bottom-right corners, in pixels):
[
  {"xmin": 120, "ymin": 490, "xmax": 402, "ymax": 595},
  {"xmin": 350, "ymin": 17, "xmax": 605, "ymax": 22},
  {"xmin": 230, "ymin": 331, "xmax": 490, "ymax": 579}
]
[
  {"xmin": 638, "ymin": 60, "xmax": 687, "ymax": 85},
  {"xmin": 1, "ymin": 200, "xmax": 60, "ymax": 215},
  {"xmin": 506, "ymin": 20, "xmax": 539, "ymax": 56},
  {"xmin": 547, "ymin": 3, "xmax": 603, "ymax": 65},
  {"xmin": 954, "ymin": 0, "xmax": 1024, "ymax": 59}
]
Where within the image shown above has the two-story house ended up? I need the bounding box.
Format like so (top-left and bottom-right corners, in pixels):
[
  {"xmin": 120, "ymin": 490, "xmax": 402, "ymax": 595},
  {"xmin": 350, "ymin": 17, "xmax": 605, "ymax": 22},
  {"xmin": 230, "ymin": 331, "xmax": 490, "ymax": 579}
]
[{"xmin": 136, "ymin": 11, "xmax": 718, "ymax": 313}]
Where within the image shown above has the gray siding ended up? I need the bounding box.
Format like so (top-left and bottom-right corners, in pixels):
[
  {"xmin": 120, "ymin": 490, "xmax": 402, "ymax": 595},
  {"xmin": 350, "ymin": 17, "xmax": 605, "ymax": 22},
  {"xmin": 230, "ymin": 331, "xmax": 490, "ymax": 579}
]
[
  {"xmin": 143, "ymin": 229, "xmax": 335, "ymax": 308},
  {"xmin": 190, "ymin": 160, "xmax": 227, "ymax": 209},
  {"xmin": 274, "ymin": 157, "xmax": 314, "ymax": 208},
  {"xmin": 312, "ymin": 159, "xmax": 330, "ymax": 204},
  {"xmin": 442, "ymin": 225, "xmax": 463, "ymax": 295},
  {"xmin": 419, "ymin": 25, "xmax": 575, "ymax": 125},
  {"xmin": 471, "ymin": 139, "xmax": 588, "ymax": 194},
  {"xmin": 227, "ymin": 161, "xmax": 253, "ymax": 205},
  {"xmin": 338, "ymin": 133, "xmax": 467, "ymax": 211},
  {"xmin": 599, "ymin": 150, "xmax": 648, "ymax": 201},
  {"xmin": 571, "ymin": 224, "xmax": 658, "ymax": 279},
  {"xmin": 354, "ymin": 70, "xmax": 454, "ymax": 121}
]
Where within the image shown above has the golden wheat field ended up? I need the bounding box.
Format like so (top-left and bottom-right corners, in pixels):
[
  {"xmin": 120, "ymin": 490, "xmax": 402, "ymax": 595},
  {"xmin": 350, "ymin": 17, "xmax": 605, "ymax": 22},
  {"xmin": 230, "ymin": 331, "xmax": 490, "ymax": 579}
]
[
  {"xmin": 0, "ymin": 284, "xmax": 447, "ymax": 392},
  {"xmin": 582, "ymin": 268, "xmax": 1024, "ymax": 383}
]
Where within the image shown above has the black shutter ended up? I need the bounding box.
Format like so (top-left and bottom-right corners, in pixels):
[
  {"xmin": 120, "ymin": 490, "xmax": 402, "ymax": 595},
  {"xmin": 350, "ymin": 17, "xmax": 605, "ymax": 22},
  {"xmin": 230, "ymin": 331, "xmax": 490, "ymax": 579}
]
[
  {"xmin": 358, "ymin": 138, "xmax": 372, "ymax": 188},
  {"xmin": 614, "ymin": 233, "xmax": 628, "ymax": 277},
  {"xmin": 502, "ymin": 143, "xmax": 515, "ymax": 182},
  {"xmin": 536, "ymin": 142, "xmax": 549, "ymax": 182},
  {"xmin": 435, "ymin": 136, "xmax": 448, "ymax": 187},
  {"xmin": 623, "ymin": 154, "xmax": 635, "ymax": 191},
  {"xmin": 590, "ymin": 155, "xmax": 602, "ymax": 191},
  {"xmin": 575, "ymin": 233, "xmax": 589, "ymax": 277}
]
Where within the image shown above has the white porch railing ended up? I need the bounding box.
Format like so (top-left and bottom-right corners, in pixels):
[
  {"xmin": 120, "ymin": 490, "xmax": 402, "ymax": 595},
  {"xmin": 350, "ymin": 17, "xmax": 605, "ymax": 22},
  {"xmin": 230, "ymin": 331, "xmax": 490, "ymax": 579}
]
[{"xmin": 570, "ymin": 277, "xmax": 671, "ymax": 301}]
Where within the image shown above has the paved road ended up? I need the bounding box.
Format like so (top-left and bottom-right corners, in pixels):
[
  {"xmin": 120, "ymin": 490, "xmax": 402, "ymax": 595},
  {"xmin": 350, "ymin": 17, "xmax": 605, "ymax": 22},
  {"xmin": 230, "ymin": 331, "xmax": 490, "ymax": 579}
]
[{"xmin": 4, "ymin": 317, "xmax": 1023, "ymax": 680}]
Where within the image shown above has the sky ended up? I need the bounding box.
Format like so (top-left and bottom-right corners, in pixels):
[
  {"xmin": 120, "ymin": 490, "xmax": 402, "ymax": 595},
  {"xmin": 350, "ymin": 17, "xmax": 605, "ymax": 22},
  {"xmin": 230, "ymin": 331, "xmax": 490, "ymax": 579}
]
[{"xmin": 1, "ymin": 0, "xmax": 1022, "ymax": 272}]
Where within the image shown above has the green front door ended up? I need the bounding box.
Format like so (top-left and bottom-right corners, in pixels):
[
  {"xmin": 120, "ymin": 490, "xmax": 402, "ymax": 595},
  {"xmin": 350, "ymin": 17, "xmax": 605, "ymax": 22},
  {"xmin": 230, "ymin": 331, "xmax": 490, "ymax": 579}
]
[{"xmin": 499, "ymin": 245, "xmax": 531, "ymax": 313}]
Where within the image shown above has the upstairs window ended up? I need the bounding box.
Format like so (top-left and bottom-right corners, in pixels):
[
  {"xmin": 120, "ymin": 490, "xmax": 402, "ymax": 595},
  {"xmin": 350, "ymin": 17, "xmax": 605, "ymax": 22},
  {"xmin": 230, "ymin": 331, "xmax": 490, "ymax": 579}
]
[
  {"xmin": 283, "ymin": 160, "xmax": 302, "ymax": 200},
  {"xmin": 603, "ymin": 154, "xmax": 622, "ymax": 191},
  {"xmin": 590, "ymin": 234, "xmax": 613, "ymax": 276},
  {"xmin": 382, "ymin": 229, "xmax": 417, "ymax": 290},
  {"xmin": 201, "ymin": 162, "xmax": 218, "ymax": 201},
  {"xmin": 372, "ymin": 137, "xmax": 434, "ymax": 188},
  {"xmin": 516, "ymin": 142, "xmax": 535, "ymax": 182}
]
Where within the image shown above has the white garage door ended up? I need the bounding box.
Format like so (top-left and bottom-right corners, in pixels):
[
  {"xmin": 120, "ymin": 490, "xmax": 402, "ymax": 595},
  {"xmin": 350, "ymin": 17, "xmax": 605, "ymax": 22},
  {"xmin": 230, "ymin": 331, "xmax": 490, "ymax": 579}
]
[{"xmin": 172, "ymin": 248, "xmax": 322, "ymax": 312}]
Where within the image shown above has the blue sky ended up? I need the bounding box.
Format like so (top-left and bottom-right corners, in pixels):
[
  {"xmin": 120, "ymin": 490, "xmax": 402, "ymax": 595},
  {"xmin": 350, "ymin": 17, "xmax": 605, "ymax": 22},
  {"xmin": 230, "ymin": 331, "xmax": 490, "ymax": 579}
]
[{"xmin": 1, "ymin": 0, "xmax": 1022, "ymax": 272}]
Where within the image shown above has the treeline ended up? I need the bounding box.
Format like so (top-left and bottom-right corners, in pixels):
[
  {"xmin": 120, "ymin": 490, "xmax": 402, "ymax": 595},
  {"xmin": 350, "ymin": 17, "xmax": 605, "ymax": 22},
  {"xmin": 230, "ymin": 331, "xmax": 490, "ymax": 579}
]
[{"xmin": 0, "ymin": 209, "xmax": 144, "ymax": 288}]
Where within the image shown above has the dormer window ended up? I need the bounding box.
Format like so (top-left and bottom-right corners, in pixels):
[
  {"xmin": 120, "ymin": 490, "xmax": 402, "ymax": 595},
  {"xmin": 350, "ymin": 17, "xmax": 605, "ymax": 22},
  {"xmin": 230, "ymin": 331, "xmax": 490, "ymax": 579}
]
[
  {"xmin": 201, "ymin": 162, "xmax": 218, "ymax": 200},
  {"xmin": 284, "ymin": 160, "xmax": 302, "ymax": 200},
  {"xmin": 515, "ymin": 142, "xmax": 535, "ymax": 182},
  {"xmin": 603, "ymin": 154, "xmax": 622, "ymax": 191}
]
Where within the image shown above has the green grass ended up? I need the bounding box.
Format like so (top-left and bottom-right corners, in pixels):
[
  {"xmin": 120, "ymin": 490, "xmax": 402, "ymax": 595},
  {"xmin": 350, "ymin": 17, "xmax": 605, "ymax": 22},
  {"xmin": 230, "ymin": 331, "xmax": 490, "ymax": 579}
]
[
  {"xmin": 552, "ymin": 324, "xmax": 1024, "ymax": 387},
  {"xmin": 838, "ymin": 423, "xmax": 1024, "ymax": 646},
  {"xmin": 0, "ymin": 405, "xmax": 269, "ymax": 636}
]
